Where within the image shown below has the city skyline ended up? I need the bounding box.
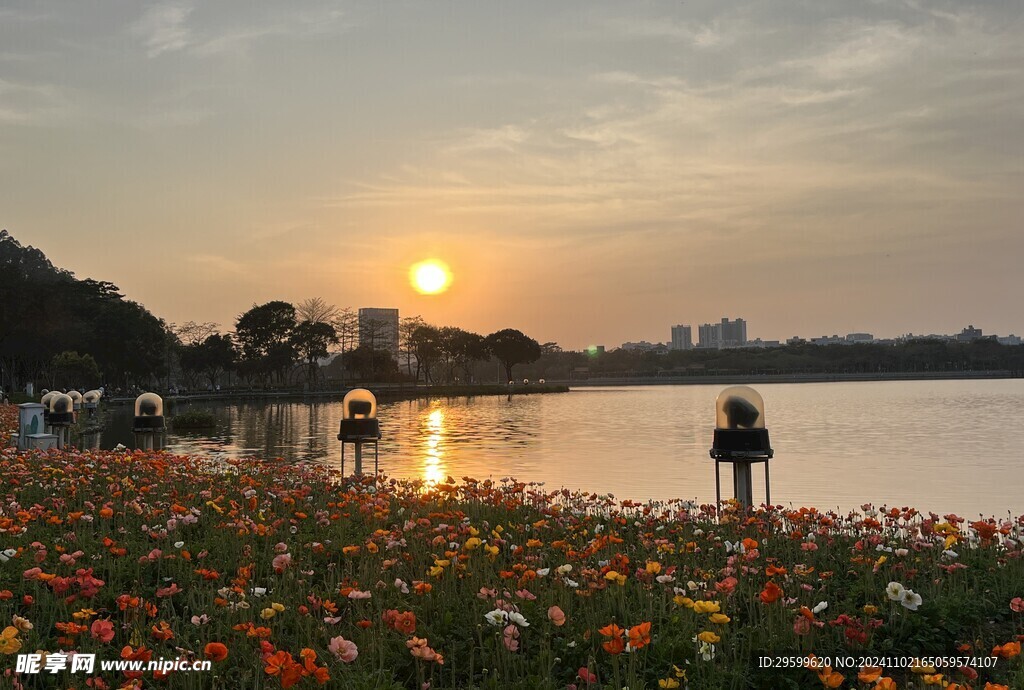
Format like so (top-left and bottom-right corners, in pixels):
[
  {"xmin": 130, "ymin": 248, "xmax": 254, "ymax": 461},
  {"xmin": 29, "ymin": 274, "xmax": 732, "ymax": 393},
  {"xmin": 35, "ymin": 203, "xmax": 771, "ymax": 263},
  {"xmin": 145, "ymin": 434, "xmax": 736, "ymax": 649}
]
[{"xmin": 3, "ymin": 1, "xmax": 1022, "ymax": 349}]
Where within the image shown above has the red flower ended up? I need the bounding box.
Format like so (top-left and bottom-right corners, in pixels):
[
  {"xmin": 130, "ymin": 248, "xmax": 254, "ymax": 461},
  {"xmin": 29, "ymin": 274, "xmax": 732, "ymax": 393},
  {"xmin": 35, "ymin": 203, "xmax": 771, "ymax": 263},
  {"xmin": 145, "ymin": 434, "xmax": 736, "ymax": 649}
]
[
  {"xmin": 760, "ymin": 581, "xmax": 783, "ymax": 604},
  {"xmin": 204, "ymin": 642, "xmax": 228, "ymax": 662}
]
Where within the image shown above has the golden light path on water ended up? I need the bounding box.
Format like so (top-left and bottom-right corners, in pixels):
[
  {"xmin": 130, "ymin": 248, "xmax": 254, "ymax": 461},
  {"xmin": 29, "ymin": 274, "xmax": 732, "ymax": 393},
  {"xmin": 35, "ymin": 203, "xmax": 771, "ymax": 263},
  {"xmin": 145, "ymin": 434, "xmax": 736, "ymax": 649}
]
[{"xmin": 420, "ymin": 407, "xmax": 446, "ymax": 485}]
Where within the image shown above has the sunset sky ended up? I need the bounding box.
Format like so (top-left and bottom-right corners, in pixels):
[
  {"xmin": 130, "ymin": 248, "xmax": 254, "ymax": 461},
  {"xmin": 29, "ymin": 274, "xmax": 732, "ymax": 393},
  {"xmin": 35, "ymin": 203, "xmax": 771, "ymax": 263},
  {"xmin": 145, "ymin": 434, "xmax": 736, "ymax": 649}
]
[{"xmin": 2, "ymin": 0, "xmax": 1022, "ymax": 349}]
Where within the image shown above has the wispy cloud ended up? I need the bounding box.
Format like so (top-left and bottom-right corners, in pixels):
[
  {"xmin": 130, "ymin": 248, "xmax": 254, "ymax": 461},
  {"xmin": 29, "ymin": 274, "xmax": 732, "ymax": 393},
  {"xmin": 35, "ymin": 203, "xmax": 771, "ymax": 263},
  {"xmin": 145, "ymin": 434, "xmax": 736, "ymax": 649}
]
[{"xmin": 132, "ymin": 3, "xmax": 193, "ymax": 58}]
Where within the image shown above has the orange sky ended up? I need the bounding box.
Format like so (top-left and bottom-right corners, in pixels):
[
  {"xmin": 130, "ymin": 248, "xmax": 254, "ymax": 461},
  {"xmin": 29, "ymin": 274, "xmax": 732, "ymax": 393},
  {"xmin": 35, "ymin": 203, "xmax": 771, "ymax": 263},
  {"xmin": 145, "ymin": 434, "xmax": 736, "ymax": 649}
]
[{"xmin": 2, "ymin": 1, "xmax": 1022, "ymax": 348}]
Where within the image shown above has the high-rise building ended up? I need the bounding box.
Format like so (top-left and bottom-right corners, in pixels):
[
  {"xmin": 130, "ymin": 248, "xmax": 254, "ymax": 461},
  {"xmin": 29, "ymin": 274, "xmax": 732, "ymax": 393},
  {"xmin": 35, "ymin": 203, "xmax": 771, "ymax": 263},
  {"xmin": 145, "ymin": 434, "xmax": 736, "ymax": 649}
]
[
  {"xmin": 358, "ymin": 307, "xmax": 400, "ymax": 357},
  {"xmin": 720, "ymin": 317, "xmax": 747, "ymax": 347},
  {"xmin": 670, "ymin": 324, "xmax": 693, "ymax": 350},
  {"xmin": 697, "ymin": 323, "xmax": 722, "ymax": 349}
]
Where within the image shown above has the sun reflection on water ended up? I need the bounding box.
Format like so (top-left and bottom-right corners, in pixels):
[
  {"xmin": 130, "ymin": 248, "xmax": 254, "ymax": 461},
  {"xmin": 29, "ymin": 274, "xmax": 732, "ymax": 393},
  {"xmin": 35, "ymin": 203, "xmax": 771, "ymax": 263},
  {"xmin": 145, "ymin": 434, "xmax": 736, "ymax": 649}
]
[{"xmin": 421, "ymin": 407, "xmax": 446, "ymax": 485}]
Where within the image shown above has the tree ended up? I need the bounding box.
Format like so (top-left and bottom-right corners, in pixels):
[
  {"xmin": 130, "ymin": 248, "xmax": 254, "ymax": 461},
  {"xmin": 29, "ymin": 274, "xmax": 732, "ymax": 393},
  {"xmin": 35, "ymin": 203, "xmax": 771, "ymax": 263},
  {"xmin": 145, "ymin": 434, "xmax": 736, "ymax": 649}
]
[
  {"xmin": 291, "ymin": 321, "xmax": 338, "ymax": 387},
  {"xmin": 296, "ymin": 297, "xmax": 339, "ymax": 325},
  {"xmin": 180, "ymin": 334, "xmax": 236, "ymax": 389},
  {"xmin": 408, "ymin": 325, "xmax": 442, "ymax": 384},
  {"xmin": 234, "ymin": 301, "xmax": 297, "ymax": 384},
  {"xmin": 399, "ymin": 315, "xmax": 426, "ymax": 378},
  {"xmin": 485, "ymin": 329, "xmax": 542, "ymax": 382},
  {"xmin": 331, "ymin": 308, "xmax": 359, "ymax": 385},
  {"xmin": 50, "ymin": 351, "xmax": 101, "ymax": 390},
  {"xmin": 438, "ymin": 327, "xmax": 487, "ymax": 383},
  {"xmin": 173, "ymin": 321, "xmax": 220, "ymax": 346}
]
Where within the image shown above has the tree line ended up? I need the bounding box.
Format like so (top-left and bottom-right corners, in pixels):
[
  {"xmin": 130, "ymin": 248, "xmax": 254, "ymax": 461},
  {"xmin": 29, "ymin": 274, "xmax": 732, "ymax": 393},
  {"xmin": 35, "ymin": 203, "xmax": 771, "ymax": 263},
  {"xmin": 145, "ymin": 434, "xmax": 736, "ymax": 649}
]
[{"xmin": 0, "ymin": 230, "xmax": 543, "ymax": 392}]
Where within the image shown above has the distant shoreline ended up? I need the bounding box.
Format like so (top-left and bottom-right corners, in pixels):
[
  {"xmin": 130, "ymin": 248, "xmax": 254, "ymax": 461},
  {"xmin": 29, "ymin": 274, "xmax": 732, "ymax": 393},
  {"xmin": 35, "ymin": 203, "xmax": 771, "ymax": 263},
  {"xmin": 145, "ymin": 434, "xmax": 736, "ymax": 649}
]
[
  {"xmin": 104, "ymin": 383, "xmax": 570, "ymax": 405},
  {"xmin": 555, "ymin": 370, "xmax": 1020, "ymax": 387}
]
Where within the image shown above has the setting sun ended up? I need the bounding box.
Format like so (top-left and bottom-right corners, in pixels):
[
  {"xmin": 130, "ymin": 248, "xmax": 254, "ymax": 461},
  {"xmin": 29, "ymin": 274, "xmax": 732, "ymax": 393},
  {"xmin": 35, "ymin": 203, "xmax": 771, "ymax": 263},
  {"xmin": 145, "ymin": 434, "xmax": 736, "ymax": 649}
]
[{"xmin": 410, "ymin": 259, "xmax": 452, "ymax": 295}]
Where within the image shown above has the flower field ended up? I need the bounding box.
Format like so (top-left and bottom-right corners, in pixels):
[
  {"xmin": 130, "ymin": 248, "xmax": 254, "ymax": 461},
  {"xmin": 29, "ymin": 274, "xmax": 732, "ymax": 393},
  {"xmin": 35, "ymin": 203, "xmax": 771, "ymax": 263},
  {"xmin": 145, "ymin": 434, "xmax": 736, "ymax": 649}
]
[{"xmin": 1, "ymin": 404, "xmax": 1023, "ymax": 689}]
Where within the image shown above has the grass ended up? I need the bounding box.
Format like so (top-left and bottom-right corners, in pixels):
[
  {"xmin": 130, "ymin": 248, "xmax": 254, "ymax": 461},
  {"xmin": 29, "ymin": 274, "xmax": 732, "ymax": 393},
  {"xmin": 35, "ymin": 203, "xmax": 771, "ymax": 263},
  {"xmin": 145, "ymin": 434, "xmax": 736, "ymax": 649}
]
[{"xmin": 0, "ymin": 403, "xmax": 1022, "ymax": 689}]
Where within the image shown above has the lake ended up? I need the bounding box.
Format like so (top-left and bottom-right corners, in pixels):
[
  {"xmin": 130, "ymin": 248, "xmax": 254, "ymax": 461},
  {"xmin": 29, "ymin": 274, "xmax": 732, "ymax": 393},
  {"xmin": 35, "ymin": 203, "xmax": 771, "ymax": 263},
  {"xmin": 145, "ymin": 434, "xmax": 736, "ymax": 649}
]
[{"xmin": 91, "ymin": 379, "xmax": 1024, "ymax": 515}]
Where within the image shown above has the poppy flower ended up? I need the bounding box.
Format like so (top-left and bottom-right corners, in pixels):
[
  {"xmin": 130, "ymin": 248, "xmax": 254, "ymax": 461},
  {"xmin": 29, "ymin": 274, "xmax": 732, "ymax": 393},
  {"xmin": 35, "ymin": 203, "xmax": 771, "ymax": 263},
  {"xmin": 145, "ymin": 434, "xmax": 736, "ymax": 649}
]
[{"xmin": 204, "ymin": 642, "xmax": 228, "ymax": 662}]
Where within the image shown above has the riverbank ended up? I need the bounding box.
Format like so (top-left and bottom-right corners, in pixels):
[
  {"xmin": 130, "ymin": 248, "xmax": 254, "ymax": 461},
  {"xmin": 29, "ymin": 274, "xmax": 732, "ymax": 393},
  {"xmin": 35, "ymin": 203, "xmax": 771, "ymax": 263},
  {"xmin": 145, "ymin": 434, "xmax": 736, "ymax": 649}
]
[{"xmin": 557, "ymin": 370, "xmax": 1020, "ymax": 387}]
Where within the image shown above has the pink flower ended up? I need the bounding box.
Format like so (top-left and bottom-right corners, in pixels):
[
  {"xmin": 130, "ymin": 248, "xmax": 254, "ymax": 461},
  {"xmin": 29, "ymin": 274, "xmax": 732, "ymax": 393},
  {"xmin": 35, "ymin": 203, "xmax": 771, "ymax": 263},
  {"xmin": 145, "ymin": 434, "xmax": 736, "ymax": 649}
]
[
  {"xmin": 22, "ymin": 567, "xmax": 42, "ymax": 580},
  {"xmin": 715, "ymin": 576, "xmax": 738, "ymax": 594},
  {"xmin": 272, "ymin": 553, "xmax": 291, "ymax": 573},
  {"xmin": 91, "ymin": 619, "xmax": 115, "ymax": 643},
  {"xmin": 477, "ymin": 587, "xmax": 496, "ymax": 599},
  {"xmin": 348, "ymin": 590, "xmax": 372, "ymax": 600},
  {"xmin": 1011, "ymin": 597, "xmax": 1024, "ymax": 613},
  {"xmin": 793, "ymin": 616, "xmax": 811, "ymax": 636},
  {"xmin": 801, "ymin": 542, "xmax": 818, "ymax": 551},
  {"xmin": 328, "ymin": 635, "xmax": 358, "ymax": 663},
  {"xmin": 156, "ymin": 583, "xmax": 181, "ymax": 598},
  {"xmin": 547, "ymin": 606, "xmax": 566, "ymax": 627},
  {"xmin": 515, "ymin": 589, "xmax": 536, "ymax": 601},
  {"xmin": 502, "ymin": 624, "xmax": 520, "ymax": 652},
  {"xmin": 577, "ymin": 666, "xmax": 598, "ymax": 685}
]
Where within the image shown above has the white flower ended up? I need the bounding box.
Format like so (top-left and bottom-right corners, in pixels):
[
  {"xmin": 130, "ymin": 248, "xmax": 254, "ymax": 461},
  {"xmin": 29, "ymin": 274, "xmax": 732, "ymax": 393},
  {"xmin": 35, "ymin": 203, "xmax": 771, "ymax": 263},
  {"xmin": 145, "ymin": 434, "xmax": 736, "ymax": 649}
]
[
  {"xmin": 812, "ymin": 601, "xmax": 828, "ymax": 614},
  {"xmin": 174, "ymin": 541, "xmax": 185, "ymax": 549},
  {"xmin": 942, "ymin": 550, "xmax": 959, "ymax": 559},
  {"xmin": 900, "ymin": 590, "xmax": 923, "ymax": 611},
  {"xmin": 564, "ymin": 578, "xmax": 579, "ymax": 589},
  {"xmin": 0, "ymin": 548, "xmax": 16, "ymax": 562},
  {"xmin": 508, "ymin": 612, "xmax": 529, "ymax": 627},
  {"xmin": 536, "ymin": 568, "xmax": 550, "ymax": 577},
  {"xmin": 394, "ymin": 579, "xmax": 409, "ymax": 594},
  {"xmin": 484, "ymin": 609, "xmax": 508, "ymax": 627},
  {"xmin": 556, "ymin": 564, "xmax": 572, "ymax": 575},
  {"xmin": 886, "ymin": 582, "xmax": 906, "ymax": 601},
  {"xmin": 895, "ymin": 548, "xmax": 909, "ymax": 557},
  {"xmin": 251, "ymin": 587, "xmax": 267, "ymax": 597}
]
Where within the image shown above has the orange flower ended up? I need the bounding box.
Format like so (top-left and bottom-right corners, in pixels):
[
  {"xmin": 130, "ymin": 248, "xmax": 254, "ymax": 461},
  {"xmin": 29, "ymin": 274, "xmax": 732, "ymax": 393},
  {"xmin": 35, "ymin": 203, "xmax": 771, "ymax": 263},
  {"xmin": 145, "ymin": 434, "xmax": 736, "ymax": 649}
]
[
  {"xmin": 818, "ymin": 671, "xmax": 843, "ymax": 688},
  {"xmin": 874, "ymin": 679, "xmax": 897, "ymax": 690},
  {"xmin": 992, "ymin": 641, "xmax": 1020, "ymax": 658},
  {"xmin": 858, "ymin": 667, "xmax": 883, "ymax": 683},
  {"xmin": 602, "ymin": 637, "xmax": 625, "ymax": 655},
  {"xmin": 983, "ymin": 684, "xmax": 1009, "ymax": 690},
  {"xmin": 627, "ymin": 622, "xmax": 652, "ymax": 650},
  {"xmin": 204, "ymin": 642, "xmax": 228, "ymax": 662},
  {"xmin": 759, "ymin": 581, "xmax": 783, "ymax": 604},
  {"xmin": 598, "ymin": 623, "xmax": 624, "ymax": 638}
]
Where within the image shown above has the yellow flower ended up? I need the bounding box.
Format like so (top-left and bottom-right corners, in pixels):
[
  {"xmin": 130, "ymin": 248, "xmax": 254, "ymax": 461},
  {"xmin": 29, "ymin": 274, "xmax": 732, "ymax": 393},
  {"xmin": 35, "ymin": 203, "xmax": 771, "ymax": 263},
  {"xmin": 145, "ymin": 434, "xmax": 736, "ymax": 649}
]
[
  {"xmin": 603, "ymin": 570, "xmax": 626, "ymax": 585},
  {"xmin": 0, "ymin": 627, "xmax": 22, "ymax": 655},
  {"xmin": 697, "ymin": 631, "xmax": 721, "ymax": 645},
  {"xmin": 863, "ymin": 604, "xmax": 878, "ymax": 615},
  {"xmin": 693, "ymin": 601, "xmax": 721, "ymax": 615},
  {"xmin": 73, "ymin": 608, "xmax": 97, "ymax": 621},
  {"xmin": 428, "ymin": 566, "xmax": 445, "ymax": 577},
  {"xmin": 645, "ymin": 561, "xmax": 662, "ymax": 575},
  {"xmin": 709, "ymin": 613, "xmax": 731, "ymax": 625},
  {"xmin": 260, "ymin": 608, "xmax": 276, "ymax": 620},
  {"xmin": 874, "ymin": 555, "xmax": 887, "ymax": 569},
  {"xmin": 923, "ymin": 674, "xmax": 944, "ymax": 686},
  {"xmin": 659, "ymin": 679, "xmax": 680, "ymax": 688},
  {"xmin": 464, "ymin": 538, "xmax": 482, "ymax": 551},
  {"xmin": 674, "ymin": 595, "xmax": 695, "ymax": 608},
  {"xmin": 271, "ymin": 602, "xmax": 285, "ymax": 613},
  {"xmin": 484, "ymin": 544, "xmax": 499, "ymax": 559},
  {"xmin": 468, "ymin": 526, "xmax": 480, "ymax": 537},
  {"xmin": 673, "ymin": 665, "xmax": 687, "ymax": 679},
  {"xmin": 944, "ymin": 534, "xmax": 958, "ymax": 549}
]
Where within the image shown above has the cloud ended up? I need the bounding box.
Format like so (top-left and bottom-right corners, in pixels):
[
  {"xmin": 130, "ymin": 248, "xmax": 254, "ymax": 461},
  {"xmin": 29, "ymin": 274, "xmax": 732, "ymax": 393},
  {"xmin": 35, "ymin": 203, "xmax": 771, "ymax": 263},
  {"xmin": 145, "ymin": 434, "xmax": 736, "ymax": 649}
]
[
  {"xmin": 129, "ymin": 3, "xmax": 351, "ymax": 59},
  {"xmin": 132, "ymin": 3, "xmax": 193, "ymax": 58}
]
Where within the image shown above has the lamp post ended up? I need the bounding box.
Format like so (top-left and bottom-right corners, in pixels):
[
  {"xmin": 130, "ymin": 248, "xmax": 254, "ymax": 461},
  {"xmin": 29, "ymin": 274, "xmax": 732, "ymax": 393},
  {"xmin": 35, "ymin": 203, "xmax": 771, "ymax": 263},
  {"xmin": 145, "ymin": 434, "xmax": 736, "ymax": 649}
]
[
  {"xmin": 710, "ymin": 386, "xmax": 773, "ymax": 511},
  {"xmin": 133, "ymin": 393, "xmax": 165, "ymax": 451},
  {"xmin": 338, "ymin": 388, "xmax": 381, "ymax": 476},
  {"xmin": 48, "ymin": 393, "xmax": 75, "ymax": 449}
]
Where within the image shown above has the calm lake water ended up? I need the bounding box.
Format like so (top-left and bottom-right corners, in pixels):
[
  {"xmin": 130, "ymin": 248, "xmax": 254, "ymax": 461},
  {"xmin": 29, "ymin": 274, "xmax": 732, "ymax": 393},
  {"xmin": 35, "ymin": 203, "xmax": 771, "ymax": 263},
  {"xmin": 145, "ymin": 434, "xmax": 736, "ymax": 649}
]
[{"xmin": 92, "ymin": 380, "xmax": 1024, "ymax": 515}]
